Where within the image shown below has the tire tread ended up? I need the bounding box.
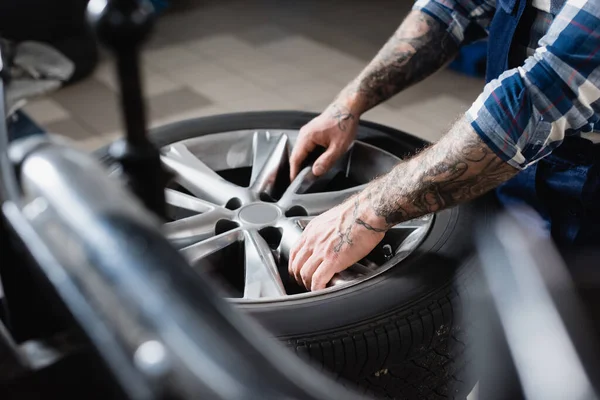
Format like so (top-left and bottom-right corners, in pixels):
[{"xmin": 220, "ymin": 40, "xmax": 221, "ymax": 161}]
[{"xmin": 285, "ymin": 272, "xmax": 477, "ymax": 399}]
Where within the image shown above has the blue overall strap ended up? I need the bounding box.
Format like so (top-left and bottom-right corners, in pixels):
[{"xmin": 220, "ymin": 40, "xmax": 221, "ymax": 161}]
[{"xmin": 486, "ymin": 0, "xmax": 527, "ymax": 83}]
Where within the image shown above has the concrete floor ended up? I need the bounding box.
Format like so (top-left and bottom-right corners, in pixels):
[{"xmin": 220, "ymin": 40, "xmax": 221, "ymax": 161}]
[{"xmin": 22, "ymin": 0, "xmax": 484, "ymax": 152}]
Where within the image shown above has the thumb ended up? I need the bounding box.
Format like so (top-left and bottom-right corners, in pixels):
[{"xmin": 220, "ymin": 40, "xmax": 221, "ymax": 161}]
[{"xmin": 312, "ymin": 145, "xmax": 342, "ymax": 176}]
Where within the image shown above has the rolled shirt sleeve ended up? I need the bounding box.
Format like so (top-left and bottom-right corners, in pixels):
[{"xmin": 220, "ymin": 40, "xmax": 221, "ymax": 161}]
[
  {"xmin": 466, "ymin": 0, "xmax": 600, "ymax": 169},
  {"xmin": 413, "ymin": 0, "xmax": 496, "ymax": 45}
]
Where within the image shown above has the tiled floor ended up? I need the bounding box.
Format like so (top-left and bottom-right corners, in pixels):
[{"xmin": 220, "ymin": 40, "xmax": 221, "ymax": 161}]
[{"xmin": 20, "ymin": 0, "xmax": 484, "ymax": 152}]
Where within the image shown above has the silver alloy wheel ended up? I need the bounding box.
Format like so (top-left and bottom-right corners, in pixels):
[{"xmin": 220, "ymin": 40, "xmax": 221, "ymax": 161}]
[{"xmin": 159, "ymin": 129, "xmax": 433, "ymax": 303}]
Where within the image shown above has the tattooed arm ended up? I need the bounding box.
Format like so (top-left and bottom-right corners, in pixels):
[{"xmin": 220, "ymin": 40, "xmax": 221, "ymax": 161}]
[
  {"xmin": 336, "ymin": 10, "xmax": 459, "ymax": 115},
  {"xmin": 289, "ymin": 117, "xmax": 518, "ymax": 291},
  {"xmin": 289, "ymin": 10, "xmax": 459, "ymax": 179},
  {"xmin": 356, "ymin": 118, "xmax": 517, "ymax": 228}
]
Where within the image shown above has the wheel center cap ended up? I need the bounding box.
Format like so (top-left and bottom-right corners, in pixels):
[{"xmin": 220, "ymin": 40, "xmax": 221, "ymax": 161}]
[{"xmin": 238, "ymin": 203, "xmax": 281, "ymax": 225}]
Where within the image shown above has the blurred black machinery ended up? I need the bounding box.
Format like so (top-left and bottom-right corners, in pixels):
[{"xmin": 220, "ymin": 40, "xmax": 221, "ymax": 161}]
[
  {"xmin": 88, "ymin": 0, "xmax": 168, "ymax": 219},
  {"xmin": 473, "ymin": 206, "xmax": 600, "ymax": 400}
]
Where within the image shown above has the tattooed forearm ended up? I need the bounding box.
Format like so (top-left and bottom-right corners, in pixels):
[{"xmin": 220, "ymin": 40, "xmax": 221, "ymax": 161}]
[
  {"xmin": 333, "ymin": 11, "xmax": 459, "ymax": 114},
  {"xmin": 353, "ymin": 117, "xmax": 518, "ymax": 231},
  {"xmin": 330, "ymin": 117, "xmax": 517, "ymax": 254}
]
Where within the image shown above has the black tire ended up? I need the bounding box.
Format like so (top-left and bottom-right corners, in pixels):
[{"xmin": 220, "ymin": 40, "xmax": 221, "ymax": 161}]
[{"xmin": 98, "ymin": 111, "xmax": 492, "ymax": 399}]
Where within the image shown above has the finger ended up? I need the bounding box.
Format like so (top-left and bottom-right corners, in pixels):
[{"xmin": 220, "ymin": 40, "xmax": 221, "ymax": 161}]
[
  {"xmin": 312, "ymin": 145, "xmax": 343, "ymax": 176},
  {"xmin": 290, "ymin": 134, "xmax": 316, "ymax": 181},
  {"xmin": 288, "ymin": 236, "xmax": 305, "ymax": 277},
  {"xmin": 311, "ymin": 261, "xmax": 339, "ymax": 291},
  {"xmin": 291, "ymin": 247, "xmax": 312, "ymax": 285},
  {"xmin": 299, "ymin": 254, "xmax": 322, "ymax": 290}
]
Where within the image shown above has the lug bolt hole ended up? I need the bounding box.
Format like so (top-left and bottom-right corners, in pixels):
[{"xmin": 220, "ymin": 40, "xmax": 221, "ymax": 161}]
[
  {"xmin": 225, "ymin": 198, "xmax": 242, "ymax": 210},
  {"xmin": 259, "ymin": 227, "xmax": 283, "ymax": 250},
  {"xmin": 285, "ymin": 206, "xmax": 308, "ymax": 218},
  {"xmin": 259, "ymin": 192, "xmax": 276, "ymax": 203},
  {"xmin": 215, "ymin": 219, "xmax": 240, "ymax": 235}
]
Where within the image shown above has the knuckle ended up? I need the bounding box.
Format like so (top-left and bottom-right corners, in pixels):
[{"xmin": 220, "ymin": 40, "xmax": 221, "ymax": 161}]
[
  {"xmin": 323, "ymin": 243, "xmax": 338, "ymax": 257},
  {"xmin": 316, "ymin": 235, "xmax": 329, "ymax": 245},
  {"xmin": 324, "ymin": 254, "xmax": 339, "ymax": 266},
  {"xmin": 299, "ymin": 125, "xmax": 314, "ymax": 137},
  {"xmin": 311, "ymin": 276, "xmax": 324, "ymax": 291},
  {"xmin": 300, "ymin": 269, "xmax": 309, "ymax": 281},
  {"xmin": 291, "ymin": 250, "xmax": 302, "ymax": 266},
  {"xmin": 318, "ymin": 157, "xmax": 333, "ymax": 168}
]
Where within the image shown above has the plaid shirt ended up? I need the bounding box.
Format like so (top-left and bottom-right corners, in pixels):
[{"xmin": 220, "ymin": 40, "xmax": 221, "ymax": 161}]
[{"xmin": 413, "ymin": 0, "xmax": 600, "ymax": 169}]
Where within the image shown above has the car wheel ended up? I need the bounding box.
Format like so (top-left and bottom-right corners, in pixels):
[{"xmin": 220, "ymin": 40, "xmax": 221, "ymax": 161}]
[{"xmin": 98, "ymin": 111, "xmax": 490, "ymax": 399}]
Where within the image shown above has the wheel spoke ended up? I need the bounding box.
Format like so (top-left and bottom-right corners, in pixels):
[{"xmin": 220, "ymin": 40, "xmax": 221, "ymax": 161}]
[
  {"xmin": 161, "ymin": 142, "xmax": 250, "ymax": 205},
  {"xmin": 164, "ymin": 208, "xmax": 234, "ymax": 248},
  {"xmin": 279, "ymin": 164, "xmax": 367, "ymax": 216},
  {"xmin": 181, "ymin": 229, "xmax": 243, "ymax": 265},
  {"xmin": 165, "ymin": 188, "xmax": 215, "ymax": 214},
  {"xmin": 280, "ymin": 150, "xmax": 352, "ymax": 198},
  {"xmin": 279, "ymin": 167, "xmax": 317, "ymax": 202},
  {"xmin": 249, "ymin": 132, "xmax": 288, "ymax": 197},
  {"xmin": 276, "ymin": 218, "xmax": 308, "ymax": 259},
  {"xmin": 279, "ymin": 163, "xmax": 348, "ymax": 205},
  {"xmin": 243, "ymin": 230, "xmax": 286, "ymax": 299},
  {"xmin": 279, "ymin": 184, "xmax": 367, "ymax": 216}
]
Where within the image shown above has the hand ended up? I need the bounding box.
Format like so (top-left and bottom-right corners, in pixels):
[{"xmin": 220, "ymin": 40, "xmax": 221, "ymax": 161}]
[
  {"xmin": 289, "ymin": 104, "xmax": 359, "ymax": 180},
  {"xmin": 288, "ymin": 195, "xmax": 386, "ymax": 291}
]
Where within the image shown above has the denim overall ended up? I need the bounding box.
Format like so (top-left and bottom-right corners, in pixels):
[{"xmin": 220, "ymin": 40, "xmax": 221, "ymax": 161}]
[{"xmin": 488, "ymin": 0, "xmax": 600, "ymax": 246}]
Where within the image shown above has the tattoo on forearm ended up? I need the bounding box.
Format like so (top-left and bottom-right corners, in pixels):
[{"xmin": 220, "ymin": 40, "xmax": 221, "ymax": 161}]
[
  {"xmin": 330, "ymin": 104, "xmax": 355, "ymax": 132},
  {"xmin": 333, "ymin": 118, "xmax": 518, "ymax": 253},
  {"xmin": 367, "ymin": 118, "xmax": 518, "ymax": 228},
  {"xmin": 335, "ymin": 11, "xmax": 458, "ymax": 113}
]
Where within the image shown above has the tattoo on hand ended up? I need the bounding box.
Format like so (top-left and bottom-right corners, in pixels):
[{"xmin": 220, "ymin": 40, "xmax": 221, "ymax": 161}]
[
  {"xmin": 330, "ymin": 104, "xmax": 355, "ymax": 132},
  {"xmin": 333, "ymin": 195, "xmax": 359, "ymax": 253},
  {"xmin": 333, "ymin": 225, "xmax": 353, "ymax": 253}
]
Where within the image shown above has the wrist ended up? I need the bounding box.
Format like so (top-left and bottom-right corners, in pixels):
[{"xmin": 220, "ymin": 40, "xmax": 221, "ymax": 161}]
[
  {"xmin": 349, "ymin": 192, "xmax": 390, "ymax": 234},
  {"xmin": 330, "ymin": 87, "xmax": 368, "ymax": 117}
]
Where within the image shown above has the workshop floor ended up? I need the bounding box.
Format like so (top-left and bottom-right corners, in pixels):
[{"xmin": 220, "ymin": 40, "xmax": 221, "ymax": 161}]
[{"xmin": 21, "ymin": 0, "xmax": 484, "ymax": 152}]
